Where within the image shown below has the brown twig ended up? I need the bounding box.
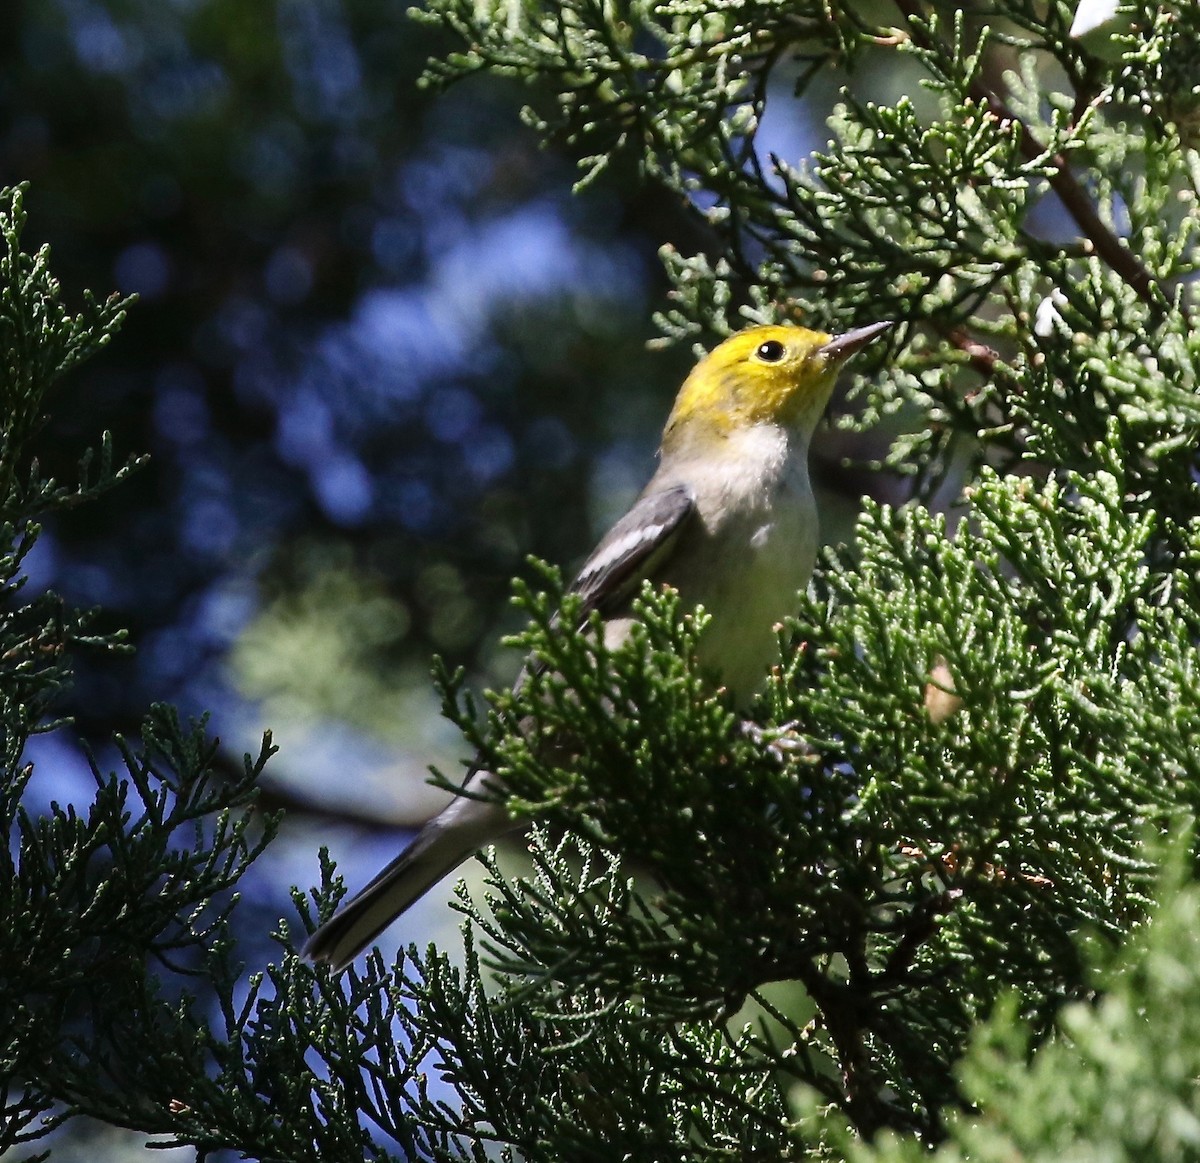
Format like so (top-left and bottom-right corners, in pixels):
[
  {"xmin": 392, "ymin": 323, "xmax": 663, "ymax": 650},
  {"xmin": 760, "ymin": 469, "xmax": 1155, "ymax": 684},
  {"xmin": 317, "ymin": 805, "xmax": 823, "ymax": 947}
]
[
  {"xmin": 945, "ymin": 326, "xmax": 1002, "ymax": 378},
  {"xmin": 798, "ymin": 966, "xmax": 890, "ymax": 1138},
  {"xmin": 892, "ymin": 0, "xmax": 1165, "ymax": 316},
  {"xmin": 880, "ymin": 890, "xmax": 960, "ymax": 984}
]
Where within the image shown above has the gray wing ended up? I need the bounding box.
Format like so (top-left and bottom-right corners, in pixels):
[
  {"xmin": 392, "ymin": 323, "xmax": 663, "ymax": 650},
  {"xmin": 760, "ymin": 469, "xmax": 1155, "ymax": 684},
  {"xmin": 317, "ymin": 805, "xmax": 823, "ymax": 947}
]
[
  {"xmin": 569, "ymin": 482, "xmax": 695, "ymax": 620},
  {"xmin": 511, "ymin": 482, "xmax": 694, "ymax": 692}
]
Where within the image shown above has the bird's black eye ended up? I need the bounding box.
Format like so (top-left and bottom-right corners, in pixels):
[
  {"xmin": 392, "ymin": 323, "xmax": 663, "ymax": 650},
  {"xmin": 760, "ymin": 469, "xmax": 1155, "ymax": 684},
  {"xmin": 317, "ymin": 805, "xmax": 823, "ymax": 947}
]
[{"xmin": 755, "ymin": 339, "xmax": 786, "ymax": 363}]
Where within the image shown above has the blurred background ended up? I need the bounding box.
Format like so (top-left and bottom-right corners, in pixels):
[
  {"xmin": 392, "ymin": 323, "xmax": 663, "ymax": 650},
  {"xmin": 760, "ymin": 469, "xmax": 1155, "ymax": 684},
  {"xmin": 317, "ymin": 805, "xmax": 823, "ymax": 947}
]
[{"xmin": 3, "ymin": 0, "xmax": 906, "ymax": 1028}]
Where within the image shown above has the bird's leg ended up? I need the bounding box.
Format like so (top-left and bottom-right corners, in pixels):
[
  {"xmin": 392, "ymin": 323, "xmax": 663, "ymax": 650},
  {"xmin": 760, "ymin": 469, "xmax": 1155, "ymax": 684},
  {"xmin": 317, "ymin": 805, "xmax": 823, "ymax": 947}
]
[{"xmin": 739, "ymin": 718, "xmax": 815, "ymax": 764}]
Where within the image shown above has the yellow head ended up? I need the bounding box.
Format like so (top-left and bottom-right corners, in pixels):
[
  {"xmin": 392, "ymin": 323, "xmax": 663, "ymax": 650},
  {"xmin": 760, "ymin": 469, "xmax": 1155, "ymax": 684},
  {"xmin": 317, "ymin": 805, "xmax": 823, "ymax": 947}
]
[{"xmin": 662, "ymin": 322, "xmax": 890, "ymax": 450}]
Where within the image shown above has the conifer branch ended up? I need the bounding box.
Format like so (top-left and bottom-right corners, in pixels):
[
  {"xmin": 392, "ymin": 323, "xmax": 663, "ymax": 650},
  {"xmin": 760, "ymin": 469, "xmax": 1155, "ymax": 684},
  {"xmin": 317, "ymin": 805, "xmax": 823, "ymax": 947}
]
[{"xmin": 893, "ymin": 0, "xmax": 1164, "ymax": 314}]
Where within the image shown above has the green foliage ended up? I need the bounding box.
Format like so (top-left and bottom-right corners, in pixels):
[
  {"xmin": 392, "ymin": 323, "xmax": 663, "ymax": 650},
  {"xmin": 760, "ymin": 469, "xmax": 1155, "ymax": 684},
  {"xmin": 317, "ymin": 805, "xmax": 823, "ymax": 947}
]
[
  {"xmin": 850, "ymin": 844, "xmax": 1200, "ymax": 1163},
  {"xmin": 0, "ymin": 184, "xmax": 276, "ymax": 1154},
  {"xmin": 7, "ymin": 0, "xmax": 1200, "ymax": 1161},
  {"xmin": 0, "ymin": 189, "xmax": 286, "ymax": 1157},
  {"xmin": 0, "ymin": 185, "xmax": 137, "ymax": 772},
  {"xmin": 0, "ymin": 181, "xmax": 451, "ymax": 1163},
  {"xmin": 5, "ymin": 711, "xmax": 279, "ymax": 1154},
  {"xmin": 405, "ymin": 451, "xmax": 1200, "ymax": 1149},
  {"xmin": 379, "ymin": 0, "xmax": 1200, "ymax": 1158},
  {"xmin": 0, "ymin": 185, "xmax": 133, "ymax": 482},
  {"xmin": 396, "ymin": 835, "xmax": 807, "ymax": 1159}
]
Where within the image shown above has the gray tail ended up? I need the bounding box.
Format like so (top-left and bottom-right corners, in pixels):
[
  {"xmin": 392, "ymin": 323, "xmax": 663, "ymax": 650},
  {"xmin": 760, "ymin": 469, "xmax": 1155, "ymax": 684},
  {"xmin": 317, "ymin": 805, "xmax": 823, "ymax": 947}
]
[{"xmin": 301, "ymin": 794, "xmax": 513, "ymax": 973}]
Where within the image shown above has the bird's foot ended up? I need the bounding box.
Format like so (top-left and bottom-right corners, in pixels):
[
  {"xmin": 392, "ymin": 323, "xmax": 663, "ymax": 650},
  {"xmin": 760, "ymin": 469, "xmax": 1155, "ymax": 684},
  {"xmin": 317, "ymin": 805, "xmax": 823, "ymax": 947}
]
[{"xmin": 740, "ymin": 719, "xmax": 815, "ymax": 764}]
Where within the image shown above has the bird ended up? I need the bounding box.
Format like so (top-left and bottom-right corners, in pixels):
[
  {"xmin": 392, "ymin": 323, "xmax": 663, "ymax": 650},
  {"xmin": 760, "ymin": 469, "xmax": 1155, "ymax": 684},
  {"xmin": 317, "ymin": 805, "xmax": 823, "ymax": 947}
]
[{"xmin": 302, "ymin": 319, "xmax": 892, "ymax": 972}]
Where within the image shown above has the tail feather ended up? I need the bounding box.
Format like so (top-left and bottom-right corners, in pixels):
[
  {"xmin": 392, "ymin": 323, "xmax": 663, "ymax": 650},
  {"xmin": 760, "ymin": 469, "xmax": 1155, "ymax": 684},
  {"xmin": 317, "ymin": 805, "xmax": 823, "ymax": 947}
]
[{"xmin": 303, "ymin": 792, "xmax": 515, "ymax": 973}]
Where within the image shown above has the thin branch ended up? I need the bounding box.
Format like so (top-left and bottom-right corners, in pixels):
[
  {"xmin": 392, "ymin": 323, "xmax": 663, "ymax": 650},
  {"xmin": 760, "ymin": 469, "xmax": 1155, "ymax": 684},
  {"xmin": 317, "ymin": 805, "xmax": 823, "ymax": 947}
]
[
  {"xmin": 893, "ymin": 0, "xmax": 1165, "ymax": 316},
  {"xmin": 796, "ymin": 965, "xmax": 890, "ymax": 1138},
  {"xmin": 945, "ymin": 325, "xmax": 1003, "ymax": 379}
]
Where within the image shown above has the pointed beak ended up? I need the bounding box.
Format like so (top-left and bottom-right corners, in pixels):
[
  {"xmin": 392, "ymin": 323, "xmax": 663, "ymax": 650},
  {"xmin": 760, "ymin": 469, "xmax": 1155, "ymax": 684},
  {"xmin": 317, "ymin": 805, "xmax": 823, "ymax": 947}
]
[{"xmin": 819, "ymin": 320, "xmax": 893, "ymax": 364}]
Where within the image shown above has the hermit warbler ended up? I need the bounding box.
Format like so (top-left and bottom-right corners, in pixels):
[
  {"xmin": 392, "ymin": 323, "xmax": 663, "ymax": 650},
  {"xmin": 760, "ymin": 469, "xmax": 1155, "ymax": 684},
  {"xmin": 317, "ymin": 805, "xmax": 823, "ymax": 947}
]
[{"xmin": 303, "ymin": 320, "xmax": 891, "ymax": 972}]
